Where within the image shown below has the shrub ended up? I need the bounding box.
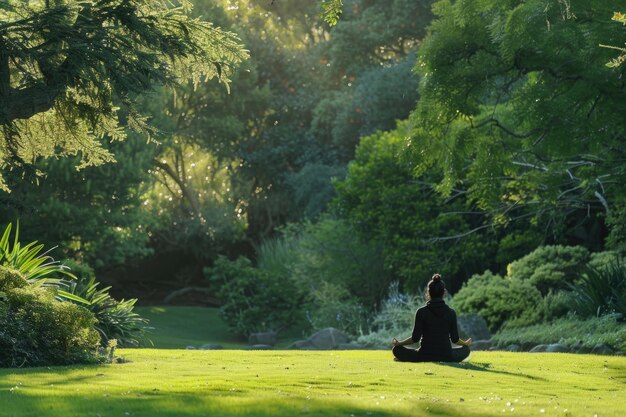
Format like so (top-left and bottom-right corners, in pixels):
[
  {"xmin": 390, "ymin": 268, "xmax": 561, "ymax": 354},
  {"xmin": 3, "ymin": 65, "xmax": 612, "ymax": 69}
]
[
  {"xmin": 493, "ymin": 314, "xmax": 626, "ymax": 352},
  {"xmin": 569, "ymin": 260, "xmax": 626, "ymax": 318},
  {"xmin": 65, "ymin": 260, "xmax": 149, "ymax": 347},
  {"xmin": 0, "ymin": 223, "xmax": 86, "ymax": 304},
  {"xmin": 507, "ymin": 245, "xmax": 590, "ymax": 295},
  {"xmin": 536, "ymin": 290, "xmax": 574, "ymax": 322},
  {"xmin": 451, "ymin": 271, "xmax": 541, "ymax": 331},
  {"xmin": 0, "ymin": 266, "xmax": 101, "ymax": 367},
  {"xmin": 305, "ymin": 281, "xmax": 368, "ymax": 335},
  {"xmin": 205, "ymin": 256, "xmax": 304, "ymax": 336},
  {"xmin": 356, "ymin": 282, "xmax": 425, "ymax": 348},
  {"xmin": 282, "ymin": 218, "xmax": 391, "ymax": 309},
  {"xmin": 588, "ymin": 251, "xmax": 621, "ymax": 271}
]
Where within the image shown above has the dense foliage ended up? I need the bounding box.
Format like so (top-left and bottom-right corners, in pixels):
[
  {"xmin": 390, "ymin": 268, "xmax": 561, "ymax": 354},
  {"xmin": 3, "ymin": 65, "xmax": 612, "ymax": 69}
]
[
  {"xmin": 0, "ymin": 266, "xmax": 101, "ymax": 367},
  {"xmin": 206, "ymin": 256, "xmax": 303, "ymax": 336},
  {"xmin": 451, "ymin": 270, "xmax": 541, "ymax": 331},
  {"xmin": 506, "ymin": 245, "xmax": 590, "ymax": 295},
  {"xmin": 403, "ymin": 0, "xmax": 626, "ymax": 248},
  {"xmin": 493, "ymin": 314, "xmax": 626, "ymax": 352},
  {"xmin": 0, "ymin": 0, "xmax": 247, "ymax": 189},
  {"xmin": 1, "ymin": 0, "xmax": 625, "ymax": 351},
  {"xmin": 65, "ymin": 260, "xmax": 149, "ymax": 347}
]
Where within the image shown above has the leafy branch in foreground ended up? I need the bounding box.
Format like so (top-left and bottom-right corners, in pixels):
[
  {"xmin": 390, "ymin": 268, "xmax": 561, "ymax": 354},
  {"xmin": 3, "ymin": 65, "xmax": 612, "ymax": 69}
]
[
  {"xmin": 0, "ymin": 0, "xmax": 248, "ymax": 190},
  {"xmin": 320, "ymin": 0, "xmax": 343, "ymax": 26},
  {"xmin": 601, "ymin": 11, "xmax": 626, "ymax": 67}
]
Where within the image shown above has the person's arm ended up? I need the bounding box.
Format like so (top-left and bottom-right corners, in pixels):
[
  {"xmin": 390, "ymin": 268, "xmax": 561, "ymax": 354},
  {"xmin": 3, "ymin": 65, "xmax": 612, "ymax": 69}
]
[
  {"xmin": 455, "ymin": 337, "xmax": 473, "ymax": 347},
  {"xmin": 392, "ymin": 336, "xmax": 414, "ymax": 347},
  {"xmin": 449, "ymin": 309, "xmax": 473, "ymax": 347}
]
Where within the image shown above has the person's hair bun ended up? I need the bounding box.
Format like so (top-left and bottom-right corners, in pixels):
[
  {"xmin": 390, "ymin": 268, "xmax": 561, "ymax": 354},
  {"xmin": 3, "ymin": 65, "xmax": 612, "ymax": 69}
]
[{"xmin": 432, "ymin": 273, "xmax": 441, "ymax": 282}]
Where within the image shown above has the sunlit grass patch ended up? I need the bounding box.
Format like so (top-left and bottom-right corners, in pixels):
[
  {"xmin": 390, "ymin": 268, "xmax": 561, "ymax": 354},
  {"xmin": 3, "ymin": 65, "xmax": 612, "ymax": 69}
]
[{"xmin": 0, "ymin": 350, "xmax": 624, "ymax": 417}]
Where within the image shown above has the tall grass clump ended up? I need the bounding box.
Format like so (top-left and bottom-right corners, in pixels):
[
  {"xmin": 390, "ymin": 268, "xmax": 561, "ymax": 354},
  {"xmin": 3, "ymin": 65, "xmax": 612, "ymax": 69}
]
[
  {"xmin": 570, "ymin": 260, "xmax": 626, "ymax": 318},
  {"xmin": 66, "ymin": 260, "xmax": 149, "ymax": 347}
]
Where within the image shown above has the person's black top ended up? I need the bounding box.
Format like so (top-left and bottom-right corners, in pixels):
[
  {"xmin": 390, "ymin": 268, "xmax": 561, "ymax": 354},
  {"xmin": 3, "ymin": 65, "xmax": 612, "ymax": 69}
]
[{"xmin": 411, "ymin": 298, "xmax": 459, "ymax": 361}]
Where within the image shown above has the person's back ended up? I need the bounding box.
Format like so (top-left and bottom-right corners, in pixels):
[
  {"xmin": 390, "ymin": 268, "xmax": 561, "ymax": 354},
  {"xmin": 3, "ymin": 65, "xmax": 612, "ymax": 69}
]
[
  {"xmin": 414, "ymin": 298, "xmax": 458, "ymax": 361},
  {"xmin": 391, "ymin": 274, "xmax": 471, "ymax": 363}
]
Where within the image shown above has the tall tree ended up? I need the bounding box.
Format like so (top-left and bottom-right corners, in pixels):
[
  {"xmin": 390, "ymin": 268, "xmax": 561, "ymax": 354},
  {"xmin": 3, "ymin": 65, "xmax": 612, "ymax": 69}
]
[{"xmin": 405, "ymin": 0, "xmax": 626, "ymax": 247}]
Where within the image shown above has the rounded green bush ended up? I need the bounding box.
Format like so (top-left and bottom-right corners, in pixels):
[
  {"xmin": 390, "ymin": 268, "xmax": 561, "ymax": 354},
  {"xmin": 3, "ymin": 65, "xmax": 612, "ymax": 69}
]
[
  {"xmin": 451, "ymin": 271, "xmax": 542, "ymax": 331},
  {"xmin": 0, "ymin": 267, "xmax": 101, "ymax": 368},
  {"xmin": 0, "ymin": 267, "xmax": 28, "ymax": 290},
  {"xmin": 206, "ymin": 256, "xmax": 304, "ymax": 336},
  {"xmin": 506, "ymin": 245, "xmax": 590, "ymax": 295}
]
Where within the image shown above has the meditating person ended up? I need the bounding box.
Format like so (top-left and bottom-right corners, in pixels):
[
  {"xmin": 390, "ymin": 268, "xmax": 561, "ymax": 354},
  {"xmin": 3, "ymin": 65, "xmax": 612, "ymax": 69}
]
[{"xmin": 392, "ymin": 273, "xmax": 472, "ymax": 362}]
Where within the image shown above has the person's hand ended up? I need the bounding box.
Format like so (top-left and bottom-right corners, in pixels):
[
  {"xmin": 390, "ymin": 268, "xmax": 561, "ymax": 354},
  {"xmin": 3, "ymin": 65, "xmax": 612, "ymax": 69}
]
[
  {"xmin": 392, "ymin": 337, "xmax": 399, "ymax": 347},
  {"xmin": 462, "ymin": 338, "xmax": 473, "ymax": 347}
]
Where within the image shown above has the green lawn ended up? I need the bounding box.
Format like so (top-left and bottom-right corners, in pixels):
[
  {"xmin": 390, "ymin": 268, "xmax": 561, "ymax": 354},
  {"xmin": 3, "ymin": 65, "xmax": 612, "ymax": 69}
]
[
  {"xmin": 0, "ymin": 350, "xmax": 624, "ymax": 417},
  {"xmin": 136, "ymin": 306, "xmax": 247, "ymax": 349},
  {"xmin": 136, "ymin": 306, "xmax": 301, "ymax": 349}
]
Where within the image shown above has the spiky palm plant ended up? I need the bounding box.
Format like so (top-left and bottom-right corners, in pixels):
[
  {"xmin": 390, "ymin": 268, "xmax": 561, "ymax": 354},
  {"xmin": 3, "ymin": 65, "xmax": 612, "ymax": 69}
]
[{"xmin": 0, "ymin": 222, "xmax": 87, "ymax": 304}]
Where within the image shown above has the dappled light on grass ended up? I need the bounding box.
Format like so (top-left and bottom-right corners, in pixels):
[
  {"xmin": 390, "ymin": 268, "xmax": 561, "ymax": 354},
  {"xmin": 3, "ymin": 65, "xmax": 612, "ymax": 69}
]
[{"xmin": 0, "ymin": 351, "xmax": 624, "ymax": 417}]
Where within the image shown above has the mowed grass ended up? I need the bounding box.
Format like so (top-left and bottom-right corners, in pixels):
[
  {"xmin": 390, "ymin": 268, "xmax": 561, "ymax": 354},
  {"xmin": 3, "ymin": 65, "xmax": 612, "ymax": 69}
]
[
  {"xmin": 1, "ymin": 350, "xmax": 625, "ymax": 417},
  {"xmin": 136, "ymin": 306, "xmax": 247, "ymax": 349},
  {"xmin": 136, "ymin": 306, "xmax": 301, "ymax": 349}
]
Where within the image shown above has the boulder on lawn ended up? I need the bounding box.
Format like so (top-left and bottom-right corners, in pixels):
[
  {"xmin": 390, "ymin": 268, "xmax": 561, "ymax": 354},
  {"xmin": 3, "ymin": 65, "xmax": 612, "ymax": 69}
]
[
  {"xmin": 185, "ymin": 346, "xmax": 197, "ymax": 350},
  {"xmin": 529, "ymin": 344, "xmax": 548, "ymax": 353},
  {"xmin": 248, "ymin": 331, "xmax": 277, "ymax": 346},
  {"xmin": 288, "ymin": 339, "xmax": 316, "ymax": 350},
  {"xmin": 545, "ymin": 343, "xmax": 569, "ymax": 353},
  {"xmin": 308, "ymin": 328, "xmax": 349, "ymax": 350},
  {"xmin": 470, "ymin": 340, "xmax": 492, "ymax": 351},
  {"xmin": 457, "ymin": 314, "xmax": 491, "ymax": 341},
  {"xmin": 506, "ymin": 344, "xmax": 521, "ymax": 352},
  {"xmin": 591, "ymin": 343, "xmax": 614, "ymax": 355},
  {"xmin": 247, "ymin": 344, "xmax": 273, "ymax": 350},
  {"xmin": 199, "ymin": 344, "xmax": 223, "ymax": 350}
]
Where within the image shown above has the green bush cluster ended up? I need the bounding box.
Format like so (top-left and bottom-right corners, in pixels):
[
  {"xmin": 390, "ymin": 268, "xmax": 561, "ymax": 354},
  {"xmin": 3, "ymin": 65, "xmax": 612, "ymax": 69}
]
[
  {"xmin": 452, "ymin": 246, "xmax": 626, "ymax": 333},
  {"xmin": 0, "ymin": 267, "xmax": 101, "ymax": 367},
  {"xmin": 205, "ymin": 256, "xmax": 304, "ymax": 336},
  {"xmin": 451, "ymin": 271, "xmax": 541, "ymax": 331},
  {"xmin": 492, "ymin": 314, "xmax": 626, "ymax": 352},
  {"xmin": 64, "ymin": 260, "xmax": 149, "ymax": 348},
  {"xmin": 506, "ymin": 245, "xmax": 590, "ymax": 295},
  {"xmin": 306, "ymin": 281, "xmax": 368, "ymax": 335}
]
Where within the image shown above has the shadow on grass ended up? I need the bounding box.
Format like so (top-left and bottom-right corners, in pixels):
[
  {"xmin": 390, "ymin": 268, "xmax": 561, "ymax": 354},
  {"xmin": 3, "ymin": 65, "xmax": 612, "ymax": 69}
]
[
  {"xmin": 438, "ymin": 361, "xmax": 547, "ymax": 382},
  {"xmin": 3, "ymin": 390, "xmax": 507, "ymax": 417}
]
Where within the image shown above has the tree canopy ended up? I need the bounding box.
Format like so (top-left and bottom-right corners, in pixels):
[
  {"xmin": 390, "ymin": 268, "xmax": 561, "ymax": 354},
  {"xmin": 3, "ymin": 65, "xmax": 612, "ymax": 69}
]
[
  {"xmin": 405, "ymin": 0, "xmax": 626, "ymax": 242},
  {"xmin": 0, "ymin": 0, "xmax": 247, "ymax": 189}
]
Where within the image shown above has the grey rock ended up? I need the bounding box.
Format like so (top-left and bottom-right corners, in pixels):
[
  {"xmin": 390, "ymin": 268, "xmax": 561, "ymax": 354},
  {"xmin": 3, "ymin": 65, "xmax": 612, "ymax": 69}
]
[
  {"xmin": 185, "ymin": 346, "xmax": 197, "ymax": 350},
  {"xmin": 529, "ymin": 344, "xmax": 549, "ymax": 353},
  {"xmin": 288, "ymin": 339, "xmax": 316, "ymax": 350},
  {"xmin": 247, "ymin": 344, "xmax": 273, "ymax": 350},
  {"xmin": 591, "ymin": 343, "xmax": 614, "ymax": 355},
  {"xmin": 308, "ymin": 327, "xmax": 349, "ymax": 350},
  {"xmin": 199, "ymin": 344, "xmax": 223, "ymax": 350},
  {"xmin": 457, "ymin": 314, "xmax": 491, "ymax": 341},
  {"xmin": 506, "ymin": 344, "xmax": 521, "ymax": 352},
  {"xmin": 288, "ymin": 328, "xmax": 350, "ymax": 350},
  {"xmin": 470, "ymin": 340, "xmax": 492, "ymax": 351},
  {"xmin": 248, "ymin": 331, "xmax": 277, "ymax": 346},
  {"xmin": 545, "ymin": 343, "xmax": 569, "ymax": 353}
]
